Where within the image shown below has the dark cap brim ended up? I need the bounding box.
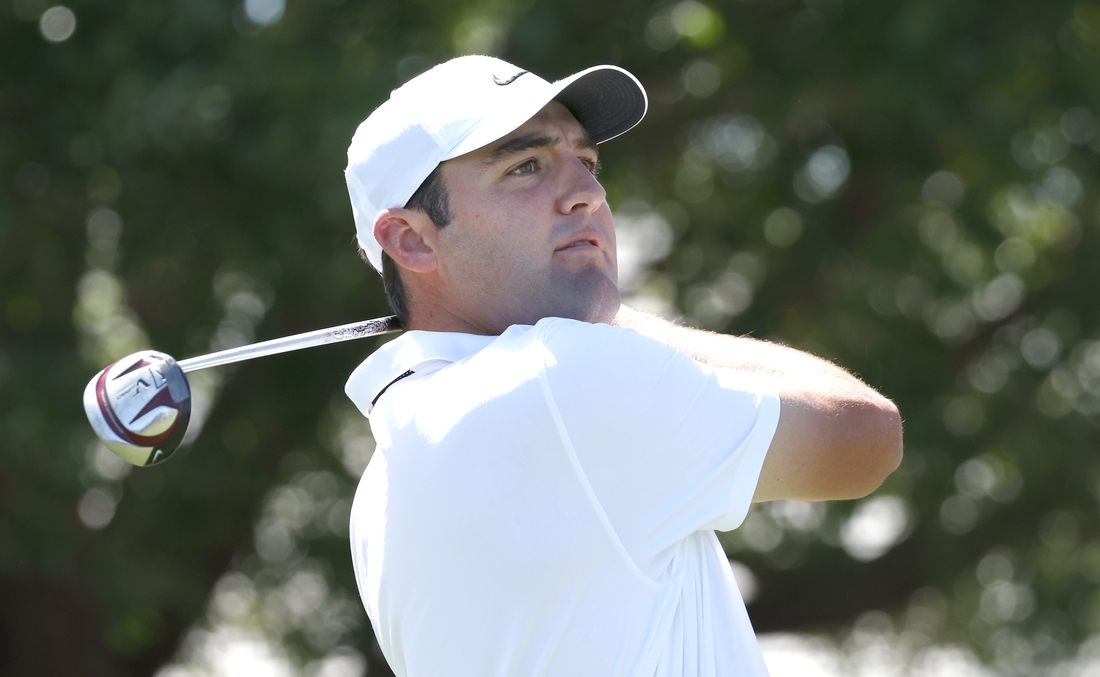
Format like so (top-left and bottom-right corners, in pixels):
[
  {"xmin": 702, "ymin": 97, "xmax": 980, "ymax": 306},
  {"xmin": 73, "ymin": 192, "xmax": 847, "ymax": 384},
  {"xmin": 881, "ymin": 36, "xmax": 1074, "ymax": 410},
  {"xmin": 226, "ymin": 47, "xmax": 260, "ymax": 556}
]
[{"xmin": 553, "ymin": 66, "xmax": 648, "ymax": 144}]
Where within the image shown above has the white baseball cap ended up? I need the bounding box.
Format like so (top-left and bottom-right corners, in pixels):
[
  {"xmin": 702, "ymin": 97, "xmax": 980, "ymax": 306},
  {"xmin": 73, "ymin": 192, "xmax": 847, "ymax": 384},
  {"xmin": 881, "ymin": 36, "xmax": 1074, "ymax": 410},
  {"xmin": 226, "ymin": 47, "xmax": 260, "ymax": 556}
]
[{"xmin": 345, "ymin": 55, "xmax": 648, "ymax": 271}]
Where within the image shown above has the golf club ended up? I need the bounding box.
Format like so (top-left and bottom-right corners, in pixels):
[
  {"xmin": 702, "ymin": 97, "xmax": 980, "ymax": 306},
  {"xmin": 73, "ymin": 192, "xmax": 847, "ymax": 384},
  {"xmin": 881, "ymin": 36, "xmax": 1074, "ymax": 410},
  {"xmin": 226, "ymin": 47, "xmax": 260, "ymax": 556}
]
[{"xmin": 83, "ymin": 315, "xmax": 401, "ymax": 467}]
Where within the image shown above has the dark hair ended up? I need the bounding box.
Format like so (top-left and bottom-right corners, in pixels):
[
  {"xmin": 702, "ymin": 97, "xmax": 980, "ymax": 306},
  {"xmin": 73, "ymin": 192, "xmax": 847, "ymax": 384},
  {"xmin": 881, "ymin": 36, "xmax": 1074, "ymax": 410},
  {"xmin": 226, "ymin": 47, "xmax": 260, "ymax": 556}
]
[{"xmin": 358, "ymin": 164, "xmax": 452, "ymax": 325}]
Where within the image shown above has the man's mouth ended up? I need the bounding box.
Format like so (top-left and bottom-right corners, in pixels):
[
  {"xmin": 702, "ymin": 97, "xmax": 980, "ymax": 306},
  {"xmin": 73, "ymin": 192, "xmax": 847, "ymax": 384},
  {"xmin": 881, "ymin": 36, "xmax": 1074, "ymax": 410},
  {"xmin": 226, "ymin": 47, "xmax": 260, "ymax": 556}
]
[{"xmin": 557, "ymin": 233, "xmax": 602, "ymax": 251}]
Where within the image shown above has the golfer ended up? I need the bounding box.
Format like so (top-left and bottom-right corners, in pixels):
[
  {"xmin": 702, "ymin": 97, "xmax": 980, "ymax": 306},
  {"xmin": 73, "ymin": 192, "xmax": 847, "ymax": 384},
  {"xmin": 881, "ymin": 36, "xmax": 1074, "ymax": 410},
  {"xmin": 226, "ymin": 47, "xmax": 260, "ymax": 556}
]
[{"xmin": 343, "ymin": 56, "xmax": 902, "ymax": 677}]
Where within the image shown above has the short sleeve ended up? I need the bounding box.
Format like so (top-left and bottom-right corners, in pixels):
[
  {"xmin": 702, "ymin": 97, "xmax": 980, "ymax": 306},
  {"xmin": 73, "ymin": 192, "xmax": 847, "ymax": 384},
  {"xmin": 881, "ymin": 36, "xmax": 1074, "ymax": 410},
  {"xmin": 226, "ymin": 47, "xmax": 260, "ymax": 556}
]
[{"xmin": 537, "ymin": 318, "xmax": 780, "ymax": 560}]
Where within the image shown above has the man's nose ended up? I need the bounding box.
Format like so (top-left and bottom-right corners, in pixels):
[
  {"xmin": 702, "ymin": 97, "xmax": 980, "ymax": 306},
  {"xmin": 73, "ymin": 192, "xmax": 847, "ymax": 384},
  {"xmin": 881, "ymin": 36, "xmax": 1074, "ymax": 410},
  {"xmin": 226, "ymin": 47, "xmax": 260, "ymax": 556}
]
[{"xmin": 557, "ymin": 156, "xmax": 606, "ymax": 215}]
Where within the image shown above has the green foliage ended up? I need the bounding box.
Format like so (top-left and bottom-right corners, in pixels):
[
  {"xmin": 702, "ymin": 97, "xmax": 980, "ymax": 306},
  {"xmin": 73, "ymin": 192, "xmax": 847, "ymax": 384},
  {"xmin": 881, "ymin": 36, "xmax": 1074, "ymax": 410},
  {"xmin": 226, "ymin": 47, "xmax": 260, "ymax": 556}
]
[{"xmin": 2, "ymin": 0, "xmax": 1100, "ymax": 674}]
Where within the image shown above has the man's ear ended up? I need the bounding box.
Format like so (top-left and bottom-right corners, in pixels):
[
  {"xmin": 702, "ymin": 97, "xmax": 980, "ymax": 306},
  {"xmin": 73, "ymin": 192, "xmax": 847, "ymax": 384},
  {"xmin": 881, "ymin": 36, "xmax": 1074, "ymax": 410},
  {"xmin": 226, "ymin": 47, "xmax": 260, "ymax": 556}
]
[{"xmin": 373, "ymin": 208, "xmax": 439, "ymax": 274}]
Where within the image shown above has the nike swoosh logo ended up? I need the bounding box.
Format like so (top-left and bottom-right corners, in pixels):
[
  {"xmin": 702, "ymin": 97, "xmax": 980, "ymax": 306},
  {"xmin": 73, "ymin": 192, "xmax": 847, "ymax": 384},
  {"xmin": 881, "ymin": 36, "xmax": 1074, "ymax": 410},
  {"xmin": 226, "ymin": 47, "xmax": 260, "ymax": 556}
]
[{"xmin": 493, "ymin": 71, "xmax": 528, "ymax": 86}]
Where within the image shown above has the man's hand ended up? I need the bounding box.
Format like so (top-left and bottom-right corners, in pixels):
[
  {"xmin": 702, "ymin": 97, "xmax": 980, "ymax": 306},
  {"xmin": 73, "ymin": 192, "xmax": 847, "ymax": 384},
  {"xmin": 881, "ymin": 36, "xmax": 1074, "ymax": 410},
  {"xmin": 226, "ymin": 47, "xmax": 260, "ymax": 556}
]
[{"xmin": 612, "ymin": 306, "xmax": 903, "ymax": 503}]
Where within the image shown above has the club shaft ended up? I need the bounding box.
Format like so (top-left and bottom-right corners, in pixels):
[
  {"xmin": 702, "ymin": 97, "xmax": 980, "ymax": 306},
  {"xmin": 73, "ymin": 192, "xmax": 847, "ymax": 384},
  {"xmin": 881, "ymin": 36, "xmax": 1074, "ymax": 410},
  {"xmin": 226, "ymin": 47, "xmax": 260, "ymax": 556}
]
[{"xmin": 177, "ymin": 315, "xmax": 401, "ymax": 373}]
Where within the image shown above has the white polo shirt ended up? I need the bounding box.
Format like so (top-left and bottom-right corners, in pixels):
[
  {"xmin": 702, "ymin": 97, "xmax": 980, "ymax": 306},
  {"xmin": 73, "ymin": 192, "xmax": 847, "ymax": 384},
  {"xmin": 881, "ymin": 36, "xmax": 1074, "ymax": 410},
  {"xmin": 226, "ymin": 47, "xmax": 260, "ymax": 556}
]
[{"xmin": 346, "ymin": 318, "xmax": 780, "ymax": 677}]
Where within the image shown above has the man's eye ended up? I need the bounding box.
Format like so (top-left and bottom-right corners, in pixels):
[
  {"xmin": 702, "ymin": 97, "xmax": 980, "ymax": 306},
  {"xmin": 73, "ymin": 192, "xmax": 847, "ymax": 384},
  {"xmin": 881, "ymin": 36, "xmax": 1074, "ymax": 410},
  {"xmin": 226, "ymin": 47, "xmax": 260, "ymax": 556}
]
[
  {"xmin": 510, "ymin": 160, "xmax": 537, "ymax": 176},
  {"xmin": 582, "ymin": 158, "xmax": 601, "ymax": 176}
]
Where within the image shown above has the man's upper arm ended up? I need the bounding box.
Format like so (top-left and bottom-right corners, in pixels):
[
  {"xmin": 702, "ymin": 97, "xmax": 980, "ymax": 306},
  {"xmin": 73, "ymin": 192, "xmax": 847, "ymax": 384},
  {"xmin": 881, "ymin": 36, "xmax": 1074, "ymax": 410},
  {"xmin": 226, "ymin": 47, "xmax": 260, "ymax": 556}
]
[{"xmin": 751, "ymin": 375, "xmax": 904, "ymax": 503}]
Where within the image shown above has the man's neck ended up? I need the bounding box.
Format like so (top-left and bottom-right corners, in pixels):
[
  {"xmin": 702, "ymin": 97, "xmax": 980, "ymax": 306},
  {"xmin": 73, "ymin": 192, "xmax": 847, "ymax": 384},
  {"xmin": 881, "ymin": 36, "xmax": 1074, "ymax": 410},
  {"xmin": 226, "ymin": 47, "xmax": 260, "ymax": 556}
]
[{"xmin": 404, "ymin": 303, "xmax": 500, "ymax": 336}]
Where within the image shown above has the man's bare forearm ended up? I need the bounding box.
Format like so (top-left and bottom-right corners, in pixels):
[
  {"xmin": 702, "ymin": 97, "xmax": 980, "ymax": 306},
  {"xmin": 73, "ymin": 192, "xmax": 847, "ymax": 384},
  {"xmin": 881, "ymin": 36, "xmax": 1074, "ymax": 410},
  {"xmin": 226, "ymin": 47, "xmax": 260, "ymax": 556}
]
[{"xmin": 611, "ymin": 305, "xmax": 865, "ymax": 386}]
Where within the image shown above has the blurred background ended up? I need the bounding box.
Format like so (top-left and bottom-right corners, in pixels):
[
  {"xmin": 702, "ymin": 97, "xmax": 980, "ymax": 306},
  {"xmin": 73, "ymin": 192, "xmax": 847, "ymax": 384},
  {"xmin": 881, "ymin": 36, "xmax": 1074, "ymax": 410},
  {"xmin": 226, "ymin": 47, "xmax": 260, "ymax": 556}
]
[{"xmin": 2, "ymin": 0, "xmax": 1100, "ymax": 675}]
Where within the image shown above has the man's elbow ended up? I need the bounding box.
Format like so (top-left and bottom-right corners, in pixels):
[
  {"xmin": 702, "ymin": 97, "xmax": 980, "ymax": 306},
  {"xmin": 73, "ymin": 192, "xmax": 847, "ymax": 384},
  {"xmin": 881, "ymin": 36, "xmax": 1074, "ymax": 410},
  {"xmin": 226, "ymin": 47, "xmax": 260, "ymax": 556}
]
[{"xmin": 845, "ymin": 395, "xmax": 904, "ymax": 499}]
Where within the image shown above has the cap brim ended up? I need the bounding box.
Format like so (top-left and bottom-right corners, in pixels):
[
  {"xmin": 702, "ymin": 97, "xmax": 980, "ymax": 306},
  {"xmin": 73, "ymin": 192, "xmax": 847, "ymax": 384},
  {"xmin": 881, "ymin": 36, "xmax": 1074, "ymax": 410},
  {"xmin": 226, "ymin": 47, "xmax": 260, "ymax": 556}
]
[
  {"xmin": 443, "ymin": 65, "xmax": 647, "ymax": 161},
  {"xmin": 554, "ymin": 65, "xmax": 648, "ymax": 144}
]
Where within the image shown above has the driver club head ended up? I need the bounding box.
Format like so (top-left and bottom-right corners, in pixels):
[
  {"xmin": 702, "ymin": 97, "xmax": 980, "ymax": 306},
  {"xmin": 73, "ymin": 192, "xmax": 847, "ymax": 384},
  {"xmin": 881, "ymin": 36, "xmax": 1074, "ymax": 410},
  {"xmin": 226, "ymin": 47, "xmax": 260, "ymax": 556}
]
[{"xmin": 83, "ymin": 350, "xmax": 192, "ymax": 467}]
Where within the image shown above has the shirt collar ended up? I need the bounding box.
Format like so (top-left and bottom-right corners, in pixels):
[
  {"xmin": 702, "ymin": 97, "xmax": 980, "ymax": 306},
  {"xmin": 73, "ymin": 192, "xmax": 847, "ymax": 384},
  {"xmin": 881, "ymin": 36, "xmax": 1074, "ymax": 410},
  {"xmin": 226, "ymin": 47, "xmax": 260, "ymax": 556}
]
[{"xmin": 345, "ymin": 330, "xmax": 498, "ymax": 415}]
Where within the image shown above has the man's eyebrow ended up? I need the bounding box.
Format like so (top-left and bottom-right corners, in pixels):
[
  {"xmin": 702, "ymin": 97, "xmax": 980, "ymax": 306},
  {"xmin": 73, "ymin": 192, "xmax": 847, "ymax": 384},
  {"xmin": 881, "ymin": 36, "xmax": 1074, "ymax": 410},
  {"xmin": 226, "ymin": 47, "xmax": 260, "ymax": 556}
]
[
  {"xmin": 574, "ymin": 134, "xmax": 598, "ymax": 153},
  {"xmin": 479, "ymin": 134, "xmax": 556, "ymax": 166},
  {"xmin": 479, "ymin": 131, "xmax": 599, "ymax": 166}
]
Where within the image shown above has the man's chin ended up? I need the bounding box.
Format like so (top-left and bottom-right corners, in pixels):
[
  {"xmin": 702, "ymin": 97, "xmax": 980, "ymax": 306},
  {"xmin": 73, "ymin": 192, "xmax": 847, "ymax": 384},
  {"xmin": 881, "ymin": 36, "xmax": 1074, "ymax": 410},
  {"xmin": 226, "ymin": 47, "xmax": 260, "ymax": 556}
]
[
  {"xmin": 583, "ymin": 284, "xmax": 622, "ymax": 325},
  {"xmin": 543, "ymin": 268, "xmax": 621, "ymax": 325}
]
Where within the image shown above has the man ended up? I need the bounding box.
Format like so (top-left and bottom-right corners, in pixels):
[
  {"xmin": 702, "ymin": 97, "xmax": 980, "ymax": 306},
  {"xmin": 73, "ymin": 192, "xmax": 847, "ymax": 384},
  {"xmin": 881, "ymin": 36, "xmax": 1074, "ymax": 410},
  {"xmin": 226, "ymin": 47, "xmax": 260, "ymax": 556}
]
[{"xmin": 343, "ymin": 55, "xmax": 902, "ymax": 677}]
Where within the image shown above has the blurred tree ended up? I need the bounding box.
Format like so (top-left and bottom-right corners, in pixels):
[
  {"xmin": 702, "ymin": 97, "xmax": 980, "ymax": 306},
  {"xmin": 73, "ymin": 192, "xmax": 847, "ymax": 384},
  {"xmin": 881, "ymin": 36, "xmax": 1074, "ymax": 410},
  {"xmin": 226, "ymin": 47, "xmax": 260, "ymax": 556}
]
[{"xmin": 2, "ymin": 0, "xmax": 1099, "ymax": 675}]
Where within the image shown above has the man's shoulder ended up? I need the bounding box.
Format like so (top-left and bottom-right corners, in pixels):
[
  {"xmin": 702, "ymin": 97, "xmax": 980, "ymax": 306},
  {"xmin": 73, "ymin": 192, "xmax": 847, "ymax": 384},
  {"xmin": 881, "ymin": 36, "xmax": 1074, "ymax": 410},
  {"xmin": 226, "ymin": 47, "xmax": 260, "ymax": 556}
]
[
  {"xmin": 527, "ymin": 316, "xmax": 649, "ymax": 347},
  {"xmin": 346, "ymin": 319, "xmax": 673, "ymax": 413},
  {"xmin": 526, "ymin": 317, "xmax": 683, "ymax": 376}
]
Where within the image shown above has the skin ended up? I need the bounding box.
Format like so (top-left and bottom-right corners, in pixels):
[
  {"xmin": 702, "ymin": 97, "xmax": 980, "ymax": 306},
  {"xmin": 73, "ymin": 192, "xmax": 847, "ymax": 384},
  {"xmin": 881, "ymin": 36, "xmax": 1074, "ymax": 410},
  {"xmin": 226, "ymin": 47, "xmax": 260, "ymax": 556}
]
[
  {"xmin": 374, "ymin": 101, "xmax": 620, "ymax": 335},
  {"xmin": 373, "ymin": 101, "xmax": 903, "ymax": 503}
]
